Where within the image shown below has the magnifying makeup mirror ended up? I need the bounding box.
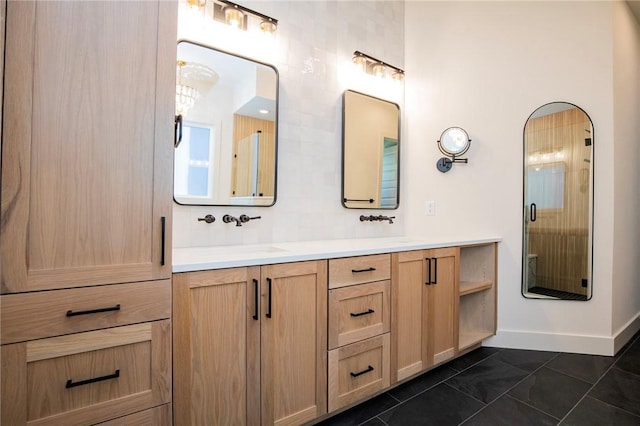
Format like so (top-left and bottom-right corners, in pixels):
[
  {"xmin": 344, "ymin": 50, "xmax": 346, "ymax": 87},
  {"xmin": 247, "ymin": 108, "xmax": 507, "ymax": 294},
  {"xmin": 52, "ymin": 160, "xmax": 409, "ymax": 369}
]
[{"xmin": 436, "ymin": 127, "xmax": 471, "ymax": 173}]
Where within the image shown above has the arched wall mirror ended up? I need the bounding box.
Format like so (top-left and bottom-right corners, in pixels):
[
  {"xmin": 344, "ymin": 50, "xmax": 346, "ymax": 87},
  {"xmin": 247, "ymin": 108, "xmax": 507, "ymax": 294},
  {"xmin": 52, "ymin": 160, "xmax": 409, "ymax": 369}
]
[
  {"xmin": 174, "ymin": 40, "xmax": 278, "ymax": 206},
  {"xmin": 522, "ymin": 102, "xmax": 594, "ymax": 300},
  {"xmin": 342, "ymin": 90, "xmax": 400, "ymax": 209}
]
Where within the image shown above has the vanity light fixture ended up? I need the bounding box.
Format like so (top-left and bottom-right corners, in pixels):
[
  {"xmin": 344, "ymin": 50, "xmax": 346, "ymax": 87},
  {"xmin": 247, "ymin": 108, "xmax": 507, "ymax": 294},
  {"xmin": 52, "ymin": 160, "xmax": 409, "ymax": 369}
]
[
  {"xmin": 224, "ymin": 6, "xmax": 245, "ymax": 28},
  {"xmin": 204, "ymin": 0, "xmax": 278, "ymax": 34},
  {"xmin": 352, "ymin": 50, "xmax": 404, "ymax": 80},
  {"xmin": 436, "ymin": 127, "xmax": 471, "ymax": 173},
  {"xmin": 187, "ymin": 0, "xmax": 206, "ymax": 11}
]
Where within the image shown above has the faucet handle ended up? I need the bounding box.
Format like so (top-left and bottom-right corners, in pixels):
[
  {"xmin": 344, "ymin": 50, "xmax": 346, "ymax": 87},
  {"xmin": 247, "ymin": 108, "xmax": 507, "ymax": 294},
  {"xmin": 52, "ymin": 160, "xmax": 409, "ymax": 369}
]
[
  {"xmin": 239, "ymin": 214, "xmax": 262, "ymax": 223},
  {"xmin": 197, "ymin": 214, "xmax": 216, "ymax": 224}
]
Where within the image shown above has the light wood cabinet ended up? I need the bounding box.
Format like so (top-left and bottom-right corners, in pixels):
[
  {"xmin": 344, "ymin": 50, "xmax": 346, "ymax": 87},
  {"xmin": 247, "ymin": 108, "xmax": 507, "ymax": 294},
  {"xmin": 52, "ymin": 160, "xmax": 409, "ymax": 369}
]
[
  {"xmin": 327, "ymin": 255, "xmax": 391, "ymax": 412},
  {"xmin": 173, "ymin": 267, "xmax": 260, "ymax": 426},
  {"xmin": 1, "ymin": 280, "xmax": 171, "ymax": 345},
  {"xmin": 1, "ymin": 0, "xmax": 176, "ymax": 294},
  {"xmin": 459, "ymin": 243, "xmax": 497, "ymax": 351},
  {"xmin": 0, "ymin": 1, "xmax": 176, "ymax": 424},
  {"xmin": 173, "ymin": 260, "xmax": 327, "ymax": 426},
  {"xmin": 1, "ymin": 320, "xmax": 171, "ymax": 426},
  {"xmin": 96, "ymin": 404, "xmax": 172, "ymax": 426},
  {"xmin": 391, "ymin": 247, "xmax": 459, "ymax": 383},
  {"xmin": 328, "ymin": 334, "xmax": 390, "ymax": 412}
]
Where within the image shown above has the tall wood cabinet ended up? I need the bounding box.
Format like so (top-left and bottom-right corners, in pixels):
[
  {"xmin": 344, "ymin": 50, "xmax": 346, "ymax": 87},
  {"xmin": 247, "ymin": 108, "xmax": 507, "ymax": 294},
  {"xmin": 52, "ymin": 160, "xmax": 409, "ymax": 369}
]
[
  {"xmin": 391, "ymin": 247, "xmax": 459, "ymax": 382},
  {"xmin": 1, "ymin": 0, "xmax": 174, "ymax": 293},
  {"xmin": 1, "ymin": 1, "xmax": 176, "ymax": 424},
  {"xmin": 173, "ymin": 260, "xmax": 328, "ymax": 426}
]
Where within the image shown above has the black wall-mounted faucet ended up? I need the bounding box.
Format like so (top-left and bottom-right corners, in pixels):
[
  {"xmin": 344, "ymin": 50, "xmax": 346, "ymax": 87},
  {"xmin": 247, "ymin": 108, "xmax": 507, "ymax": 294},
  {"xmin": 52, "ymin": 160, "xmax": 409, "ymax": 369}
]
[
  {"xmin": 223, "ymin": 214, "xmax": 262, "ymax": 227},
  {"xmin": 223, "ymin": 214, "xmax": 242, "ymax": 226},
  {"xmin": 360, "ymin": 215, "xmax": 395, "ymax": 224}
]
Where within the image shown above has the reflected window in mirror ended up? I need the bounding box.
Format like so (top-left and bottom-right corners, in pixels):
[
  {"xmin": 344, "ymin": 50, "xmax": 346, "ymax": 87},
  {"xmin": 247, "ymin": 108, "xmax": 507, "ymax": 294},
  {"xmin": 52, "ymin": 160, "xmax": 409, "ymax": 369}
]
[
  {"xmin": 174, "ymin": 122, "xmax": 215, "ymax": 201},
  {"xmin": 522, "ymin": 102, "xmax": 593, "ymax": 301},
  {"xmin": 174, "ymin": 40, "xmax": 278, "ymax": 206},
  {"xmin": 342, "ymin": 90, "xmax": 400, "ymax": 209}
]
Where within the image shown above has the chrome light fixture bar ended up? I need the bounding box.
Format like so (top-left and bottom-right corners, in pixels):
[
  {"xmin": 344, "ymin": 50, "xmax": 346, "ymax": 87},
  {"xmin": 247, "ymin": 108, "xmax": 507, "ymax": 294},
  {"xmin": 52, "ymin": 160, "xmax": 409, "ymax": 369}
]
[
  {"xmin": 211, "ymin": 0, "xmax": 278, "ymax": 33},
  {"xmin": 352, "ymin": 50, "xmax": 404, "ymax": 80}
]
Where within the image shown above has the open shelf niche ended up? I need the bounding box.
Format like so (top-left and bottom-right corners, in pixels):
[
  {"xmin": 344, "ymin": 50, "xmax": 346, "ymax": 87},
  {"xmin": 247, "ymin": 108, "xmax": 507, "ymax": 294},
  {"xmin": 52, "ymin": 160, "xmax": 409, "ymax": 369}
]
[{"xmin": 458, "ymin": 243, "xmax": 497, "ymax": 351}]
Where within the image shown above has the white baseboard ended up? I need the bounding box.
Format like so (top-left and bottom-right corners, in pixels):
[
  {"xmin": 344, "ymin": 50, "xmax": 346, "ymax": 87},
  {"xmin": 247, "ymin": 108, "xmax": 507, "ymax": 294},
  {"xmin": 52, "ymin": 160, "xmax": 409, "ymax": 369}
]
[
  {"xmin": 484, "ymin": 330, "xmax": 614, "ymax": 355},
  {"xmin": 613, "ymin": 313, "xmax": 640, "ymax": 354},
  {"xmin": 484, "ymin": 314, "xmax": 640, "ymax": 356}
]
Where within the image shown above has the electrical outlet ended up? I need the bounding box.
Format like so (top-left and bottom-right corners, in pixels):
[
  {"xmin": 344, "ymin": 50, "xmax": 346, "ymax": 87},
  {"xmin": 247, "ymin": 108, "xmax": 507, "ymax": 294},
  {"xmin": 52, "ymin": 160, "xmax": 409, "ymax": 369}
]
[{"xmin": 426, "ymin": 200, "xmax": 436, "ymax": 216}]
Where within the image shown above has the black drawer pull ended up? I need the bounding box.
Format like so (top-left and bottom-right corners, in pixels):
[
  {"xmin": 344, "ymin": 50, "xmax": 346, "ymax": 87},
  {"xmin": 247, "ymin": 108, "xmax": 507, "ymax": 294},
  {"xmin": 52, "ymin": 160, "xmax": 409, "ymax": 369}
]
[
  {"xmin": 352, "ymin": 267, "xmax": 376, "ymax": 273},
  {"xmin": 66, "ymin": 369, "xmax": 120, "ymax": 389},
  {"xmin": 350, "ymin": 365, "xmax": 374, "ymax": 378},
  {"xmin": 350, "ymin": 309, "xmax": 375, "ymax": 317},
  {"xmin": 66, "ymin": 304, "xmax": 121, "ymax": 317}
]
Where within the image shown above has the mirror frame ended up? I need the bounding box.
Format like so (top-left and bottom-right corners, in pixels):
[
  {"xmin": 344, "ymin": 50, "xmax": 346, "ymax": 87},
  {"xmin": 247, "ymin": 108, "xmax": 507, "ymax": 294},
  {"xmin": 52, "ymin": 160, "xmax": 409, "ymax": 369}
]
[
  {"xmin": 174, "ymin": 40, "xmax": 279, "ymax": 207},
  {"xmin": 521, "ymin": 101, "xmax": 594, "ymax": 301},
  {"xmin": 341, "ymin": 90, "xmax": 401, "ymax": 210}
]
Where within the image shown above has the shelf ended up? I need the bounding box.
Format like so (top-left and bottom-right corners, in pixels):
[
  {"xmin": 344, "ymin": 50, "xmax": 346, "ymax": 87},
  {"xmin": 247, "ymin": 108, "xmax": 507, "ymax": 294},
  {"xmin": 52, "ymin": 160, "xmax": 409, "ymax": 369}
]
[
  {"xmin": 460, "ymin": 280, "xmax": 493, "ymax": 296},
  {"xmin": 459, "ymin": 330, "xmax": 494, "ymax": 351}
]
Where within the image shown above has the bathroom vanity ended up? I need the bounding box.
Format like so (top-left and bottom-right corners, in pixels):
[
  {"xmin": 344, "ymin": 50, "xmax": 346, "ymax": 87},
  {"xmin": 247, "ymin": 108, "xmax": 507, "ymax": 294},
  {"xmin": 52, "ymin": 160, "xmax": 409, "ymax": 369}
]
[{"xmin": 172, "ymin": 237, "xmax": 498, "ymax": 425}]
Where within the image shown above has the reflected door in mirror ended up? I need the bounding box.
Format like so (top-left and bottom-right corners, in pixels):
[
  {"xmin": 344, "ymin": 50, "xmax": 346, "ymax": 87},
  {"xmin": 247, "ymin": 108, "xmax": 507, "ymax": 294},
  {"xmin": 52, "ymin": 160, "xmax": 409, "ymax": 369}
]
[
  {"xmin": 523, "ymin": 103, "xmax": 593, "ymax": 300},
  {"xmin": 342, "ymin": 90, "xmax": 400, "ymax": 209}
]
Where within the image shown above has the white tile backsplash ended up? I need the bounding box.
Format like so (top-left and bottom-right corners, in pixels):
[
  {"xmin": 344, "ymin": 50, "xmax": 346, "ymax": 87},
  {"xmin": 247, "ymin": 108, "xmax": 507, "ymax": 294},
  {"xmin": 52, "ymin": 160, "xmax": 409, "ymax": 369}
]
[{"xmin": 173, "ymin": 0, "xmax": 405, "ymax": 248}]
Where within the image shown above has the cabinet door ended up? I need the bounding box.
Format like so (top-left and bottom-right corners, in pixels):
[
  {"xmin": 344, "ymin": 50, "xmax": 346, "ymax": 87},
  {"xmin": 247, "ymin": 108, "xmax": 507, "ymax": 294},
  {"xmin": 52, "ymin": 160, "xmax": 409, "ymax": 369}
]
[
  {"xmin": 261, "ymin": 261, "xmax": 328, "ymax": 426},
  {"xmin": 425, "ymin": 247, "xmax": 459, "ymax": 365},
  {"xmin": 1, "ymin": 0, "xmax": 176, "ymax": 293},
  {"xmin": 391, "ymin": 250, "xmax": 428, "ymax": 382},
  {"xmin": 173, "ymin": 268, "xmax": 260, "ymax": 426}
]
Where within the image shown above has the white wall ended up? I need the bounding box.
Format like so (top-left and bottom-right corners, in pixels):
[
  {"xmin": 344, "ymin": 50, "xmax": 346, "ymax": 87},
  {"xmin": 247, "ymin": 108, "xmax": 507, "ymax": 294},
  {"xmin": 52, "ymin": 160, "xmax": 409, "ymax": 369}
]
[
  {"xmin": 405, "ymin": 1, "xmax": 632, "ymax": 355},
  {"xmin": 173, "ymin": 1, "xmax": 405, "ymax": 247},
  {"xmin": 612, "ymin": 1, "xmax": 640, "ymax": 349},
  {"xmin": 172, "ymin": 0, "xmax": 640, "ymax": 354}
]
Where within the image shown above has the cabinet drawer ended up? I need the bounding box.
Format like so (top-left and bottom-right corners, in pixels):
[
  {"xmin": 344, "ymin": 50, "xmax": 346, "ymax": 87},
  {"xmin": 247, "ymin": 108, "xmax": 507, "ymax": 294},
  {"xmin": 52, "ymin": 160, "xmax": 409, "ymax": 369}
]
[
  {"xmin": 1, "ymin": 280, "xmax": 171, "ymax": 344},
  {"xmin": 329, "ymin": 280, "xmax": 390, "ymax": 349},
  {"xmin": 329, "ymin": 254, "xmax": 390, "ymax": 289},
  {"xmin": 1, "ymin": 320, "xmax": 171, "ymax": 426},
  {"xmin": 96, "ymin": 403, "xmax": 171, "ymax": 426},
  {"xmin": 328, "ymin": 333, "xmax": 390, "ymax": 412}
]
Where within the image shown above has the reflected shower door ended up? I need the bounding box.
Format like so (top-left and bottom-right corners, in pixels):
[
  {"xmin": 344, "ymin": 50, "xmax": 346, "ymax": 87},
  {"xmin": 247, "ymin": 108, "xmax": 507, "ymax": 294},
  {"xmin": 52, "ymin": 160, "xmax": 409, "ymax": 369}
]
[{"xmin": 523, "ymin": 103, "xmax": 593, "ymax": 300}]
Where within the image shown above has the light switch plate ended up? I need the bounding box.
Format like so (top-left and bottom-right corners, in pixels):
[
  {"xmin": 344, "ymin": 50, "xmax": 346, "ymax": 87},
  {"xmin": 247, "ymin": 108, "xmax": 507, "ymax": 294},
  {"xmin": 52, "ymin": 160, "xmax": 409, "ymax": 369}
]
[{"xmin": 426, "ymin": 200, "xmax": 436, "ymax": 216}]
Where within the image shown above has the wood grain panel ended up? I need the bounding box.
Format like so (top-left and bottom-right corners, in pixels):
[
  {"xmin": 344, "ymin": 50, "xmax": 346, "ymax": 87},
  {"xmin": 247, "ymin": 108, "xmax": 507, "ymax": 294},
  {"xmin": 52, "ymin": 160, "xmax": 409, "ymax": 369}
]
[
  {"xmin": 327, "ymin": 334, "xmax": 390, "ymax": 412},
  {"xmin": 329, "ymin": 280, "xmax": 390, "ymax": 349},
  {"xmin": 1, "ymin": 320, "xmax": 170, "ymax": 426},
  {"xmin": 329, "ymin": 254, "xmax": 390, "ymax": 288},
  {"xmin": 96, "ymin": 404, "xmax": 171, "ymax": 426},
  {"xmin": 1, "ymin": 0, "xmax": 174, "ymax": 293},
  {"xmin": 391, "ymin": 250, "xmax": 426, "ymax": 382},
  {"xmin": 261, "ymin": 260, "xmax": 327, "ymax": 426},
  {"xmin": 172, "ymin": 267, "xmax": 260, "ymax": 426},
  {"xmin": 1, "ymin": 280, "xmax": 170, "ymax": 344},
  {"xmin": 425, "ymin": 247, "xmax": 459, "ymax": 366}
]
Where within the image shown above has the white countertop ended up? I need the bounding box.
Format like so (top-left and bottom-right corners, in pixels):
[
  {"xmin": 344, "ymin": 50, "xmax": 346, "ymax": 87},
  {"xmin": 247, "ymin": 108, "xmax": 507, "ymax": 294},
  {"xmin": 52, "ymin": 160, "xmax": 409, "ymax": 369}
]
[{"xmin": 172, "ymin": 236, "xmax": 501, "ymax": 273}]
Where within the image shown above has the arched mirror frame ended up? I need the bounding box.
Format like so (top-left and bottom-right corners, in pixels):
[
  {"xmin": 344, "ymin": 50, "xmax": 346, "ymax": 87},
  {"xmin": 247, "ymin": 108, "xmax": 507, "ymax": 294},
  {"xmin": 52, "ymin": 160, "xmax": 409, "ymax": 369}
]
[{"xmin": 522, "ymin": 101, "xmax": 594, "ymax": 301}]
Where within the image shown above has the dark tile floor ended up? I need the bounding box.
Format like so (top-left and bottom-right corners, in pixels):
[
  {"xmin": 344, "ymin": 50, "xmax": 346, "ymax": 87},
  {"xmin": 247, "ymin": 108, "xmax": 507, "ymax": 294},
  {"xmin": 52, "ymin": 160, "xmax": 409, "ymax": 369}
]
[{"xmin": 317, "ymin": 331, "xmax": 640, "ymax": 426}]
